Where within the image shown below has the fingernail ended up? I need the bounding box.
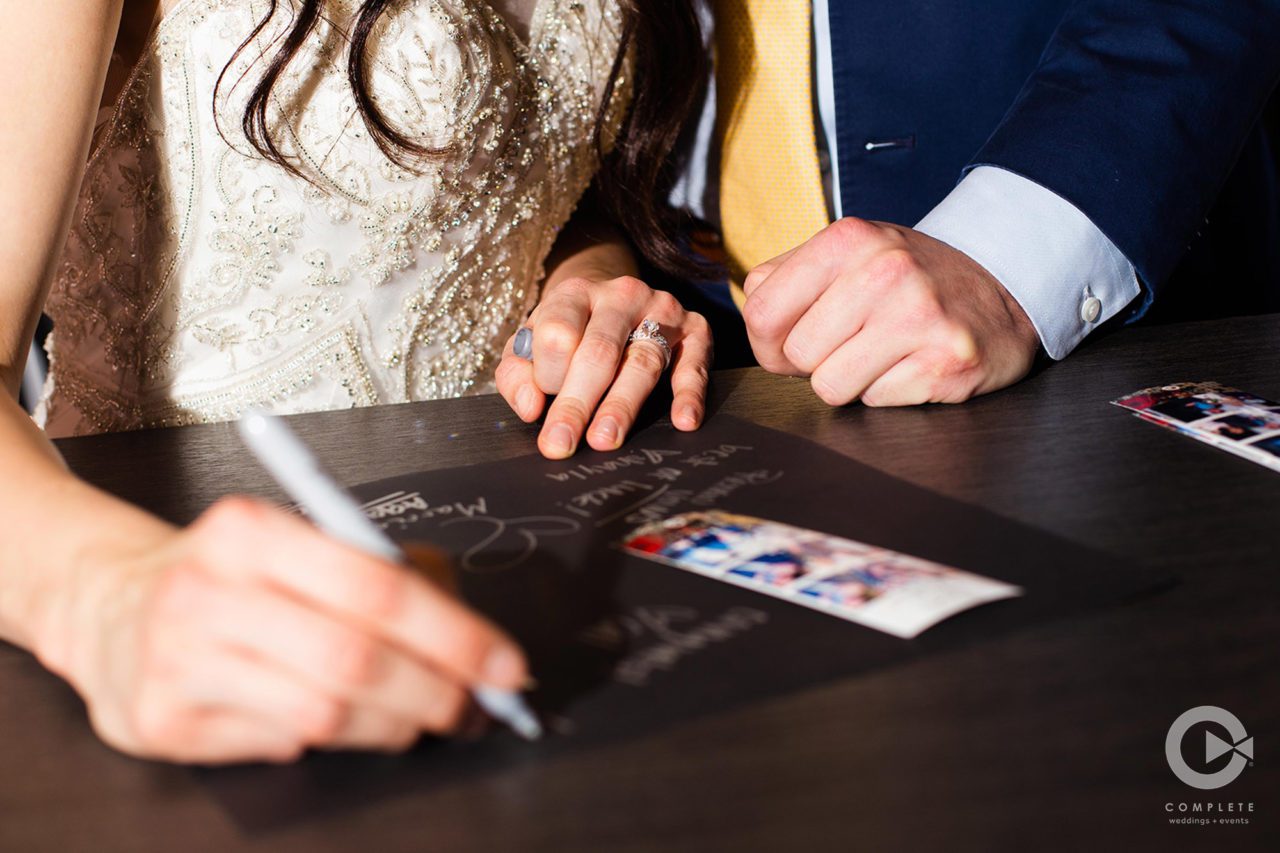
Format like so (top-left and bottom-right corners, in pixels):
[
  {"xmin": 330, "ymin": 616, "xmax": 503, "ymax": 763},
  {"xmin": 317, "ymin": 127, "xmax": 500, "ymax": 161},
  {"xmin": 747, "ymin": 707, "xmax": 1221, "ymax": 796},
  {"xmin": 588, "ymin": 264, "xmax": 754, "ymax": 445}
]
[
  {"xmin": 593, "ymin": 417, "xmax": 619, "ymax": 446},
  {"xmin": 546, "ymin": 423, "xmax": 575, "ymax": 457},
  {"xmin": 680, "ymin": 406, "xmax": 699, "ymax": 428},
  {"xmin": 515, "ymin": 386, "xmax": 534, "ymax": 419},
  {"xmin": 483, "ymin": 646, "xmax": 525, "ymax": 686}
]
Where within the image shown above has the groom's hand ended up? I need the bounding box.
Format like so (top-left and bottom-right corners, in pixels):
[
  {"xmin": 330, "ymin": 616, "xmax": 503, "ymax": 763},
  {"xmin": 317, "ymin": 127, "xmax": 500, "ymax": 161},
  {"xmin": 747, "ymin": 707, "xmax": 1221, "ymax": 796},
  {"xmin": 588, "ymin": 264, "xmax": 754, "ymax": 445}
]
[{"xmin": 741, "ymin": 218, "xmax": 1039, "ymax": 406}]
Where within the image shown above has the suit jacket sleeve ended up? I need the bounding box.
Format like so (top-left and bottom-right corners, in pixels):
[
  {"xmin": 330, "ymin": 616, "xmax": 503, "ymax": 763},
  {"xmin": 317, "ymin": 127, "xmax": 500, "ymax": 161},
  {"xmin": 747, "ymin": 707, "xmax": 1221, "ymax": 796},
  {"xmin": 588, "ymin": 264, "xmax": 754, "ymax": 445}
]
[{"xmin": 968, "ymin": 0, "xmax": 1280, "ymax": 311}]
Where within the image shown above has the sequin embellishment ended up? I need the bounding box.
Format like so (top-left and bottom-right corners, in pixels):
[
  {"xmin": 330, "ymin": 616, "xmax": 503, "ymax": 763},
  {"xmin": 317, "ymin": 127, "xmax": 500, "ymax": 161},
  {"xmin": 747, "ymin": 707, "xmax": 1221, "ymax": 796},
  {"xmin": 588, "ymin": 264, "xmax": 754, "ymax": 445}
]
[{"xmin": 39, "ymin": 0, "xmax": 629, "ymax": 436}]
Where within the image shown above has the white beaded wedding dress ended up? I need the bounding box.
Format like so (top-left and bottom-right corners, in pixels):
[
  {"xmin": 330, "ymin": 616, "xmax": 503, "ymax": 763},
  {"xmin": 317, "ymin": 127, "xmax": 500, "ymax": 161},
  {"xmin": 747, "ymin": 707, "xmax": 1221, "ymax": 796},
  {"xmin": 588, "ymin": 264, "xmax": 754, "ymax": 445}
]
[{"xmin": 37, "ymin": 0, "xmax": 628, "ymax": 436}]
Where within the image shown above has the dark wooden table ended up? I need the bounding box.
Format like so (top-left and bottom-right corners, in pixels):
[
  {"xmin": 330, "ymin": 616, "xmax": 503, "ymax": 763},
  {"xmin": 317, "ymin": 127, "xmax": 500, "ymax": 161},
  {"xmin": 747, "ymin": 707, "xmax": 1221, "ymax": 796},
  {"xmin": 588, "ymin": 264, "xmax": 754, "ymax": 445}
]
[{"xmin": 3, "ymin": 315, "xmax": 1278, "ymax": 852}]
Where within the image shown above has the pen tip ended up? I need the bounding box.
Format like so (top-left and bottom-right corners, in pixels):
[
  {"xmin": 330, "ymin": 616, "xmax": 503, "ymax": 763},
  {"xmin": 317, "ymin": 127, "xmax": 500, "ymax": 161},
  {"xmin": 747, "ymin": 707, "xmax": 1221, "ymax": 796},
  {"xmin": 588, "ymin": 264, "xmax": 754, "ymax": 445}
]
[{"xmin": 514, "ymin": 716, "xmax": 544, "ymax": 741}]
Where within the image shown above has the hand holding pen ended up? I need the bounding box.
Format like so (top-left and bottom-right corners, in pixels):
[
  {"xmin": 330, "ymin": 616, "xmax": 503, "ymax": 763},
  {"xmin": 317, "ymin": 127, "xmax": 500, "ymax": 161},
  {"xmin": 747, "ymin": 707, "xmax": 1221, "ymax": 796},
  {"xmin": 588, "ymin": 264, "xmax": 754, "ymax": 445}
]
[
  {"xmin": 52, "ymin": 411, "xmax": 536, "ymax": 765},
  {"xmin": 238, "ymin": 412, "xmax": 542, "ymax": 737},
  {"xmin": 238, "ymin": 411, "xmax": 542, "ymax": 741}
]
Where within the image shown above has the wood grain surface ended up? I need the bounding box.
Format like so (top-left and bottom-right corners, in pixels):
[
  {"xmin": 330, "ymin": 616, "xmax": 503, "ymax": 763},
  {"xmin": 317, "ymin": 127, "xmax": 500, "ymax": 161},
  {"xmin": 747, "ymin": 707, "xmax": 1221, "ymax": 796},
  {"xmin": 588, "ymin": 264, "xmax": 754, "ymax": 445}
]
[{"xmin": 3, "ymin": 315, "xmax": 1278, "ymax": 852}]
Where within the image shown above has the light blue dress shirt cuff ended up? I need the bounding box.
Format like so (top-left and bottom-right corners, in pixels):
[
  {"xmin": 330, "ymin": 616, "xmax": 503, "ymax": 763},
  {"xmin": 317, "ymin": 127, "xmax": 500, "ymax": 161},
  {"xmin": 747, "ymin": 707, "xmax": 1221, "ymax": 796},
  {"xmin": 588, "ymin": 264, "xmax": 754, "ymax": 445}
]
[{"xmin": 915, "ymin": 166, "xmax": 1141, "ymax": 360}]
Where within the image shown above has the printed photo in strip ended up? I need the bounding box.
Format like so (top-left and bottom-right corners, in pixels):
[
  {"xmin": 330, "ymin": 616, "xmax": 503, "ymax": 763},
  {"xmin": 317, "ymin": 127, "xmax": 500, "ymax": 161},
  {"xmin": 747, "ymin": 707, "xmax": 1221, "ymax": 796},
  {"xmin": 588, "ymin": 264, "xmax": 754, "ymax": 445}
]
[
  {"xmin": 621, "ymin": 511, "xmax": 1022, "ymax": 639},
  {"xmin": 1112, "ymin": 382, "xmax": 1280, "ymax": 473}
]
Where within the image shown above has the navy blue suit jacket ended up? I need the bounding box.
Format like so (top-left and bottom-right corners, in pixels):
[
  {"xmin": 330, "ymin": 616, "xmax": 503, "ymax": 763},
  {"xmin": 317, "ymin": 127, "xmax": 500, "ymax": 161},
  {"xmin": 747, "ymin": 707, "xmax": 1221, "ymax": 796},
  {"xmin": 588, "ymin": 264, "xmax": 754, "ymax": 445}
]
[{"xmin": 825, "ymin": 1, "xmax": 1280, "ymax": 320}]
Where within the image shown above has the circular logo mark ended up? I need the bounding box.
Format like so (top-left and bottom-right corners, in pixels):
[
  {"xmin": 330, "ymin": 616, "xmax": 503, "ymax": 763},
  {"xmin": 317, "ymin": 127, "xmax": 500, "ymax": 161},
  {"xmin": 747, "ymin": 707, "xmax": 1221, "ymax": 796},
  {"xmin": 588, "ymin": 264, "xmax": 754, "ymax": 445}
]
[{"xmin": 1166, "ymin": 706, "xmax": 1254, "ymax": 790}]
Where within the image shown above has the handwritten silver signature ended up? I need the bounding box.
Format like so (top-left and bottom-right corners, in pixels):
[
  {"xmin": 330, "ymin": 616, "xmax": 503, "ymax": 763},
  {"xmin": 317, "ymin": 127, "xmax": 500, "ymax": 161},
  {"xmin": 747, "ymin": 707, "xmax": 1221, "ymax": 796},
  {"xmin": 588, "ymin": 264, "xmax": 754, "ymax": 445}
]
[{"xmin": 441, "ymin": 515, "xmax": 583, "ymax": 573}]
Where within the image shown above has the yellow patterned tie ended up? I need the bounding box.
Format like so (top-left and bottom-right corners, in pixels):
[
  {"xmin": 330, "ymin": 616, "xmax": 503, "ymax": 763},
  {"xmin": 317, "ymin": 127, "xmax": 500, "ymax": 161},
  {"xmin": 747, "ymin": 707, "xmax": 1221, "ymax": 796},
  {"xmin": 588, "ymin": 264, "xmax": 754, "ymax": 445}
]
[{"xmin": 715, "ymin": 0, "xmax": 830, "ymax": 305}]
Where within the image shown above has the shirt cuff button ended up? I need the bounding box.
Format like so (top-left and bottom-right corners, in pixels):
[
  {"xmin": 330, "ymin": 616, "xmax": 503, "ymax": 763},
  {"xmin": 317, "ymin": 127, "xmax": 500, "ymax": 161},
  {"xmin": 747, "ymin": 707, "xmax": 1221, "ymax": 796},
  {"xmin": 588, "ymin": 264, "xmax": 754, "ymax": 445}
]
[{"xmin": 1081, "ymin": 296, "xmax": 1102, "ymax": 324}]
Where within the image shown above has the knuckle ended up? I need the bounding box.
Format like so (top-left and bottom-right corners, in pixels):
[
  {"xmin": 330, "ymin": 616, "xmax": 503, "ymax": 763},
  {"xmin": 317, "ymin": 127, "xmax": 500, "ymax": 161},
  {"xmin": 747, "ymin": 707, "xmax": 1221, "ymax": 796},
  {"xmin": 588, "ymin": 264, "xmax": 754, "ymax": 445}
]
[
  {"xmin": 827, "ymin": 216, "xmax": 877, "ymax": 249},
  {"xmin": 300, "ymin": 697, "xmax": 348, "ymax": 743},
  {"xmin": 741, "ymin": 293, "xmax": 779, "ymax": 338},
  {"xmin": 742, "ymin": 267, "xmax": 769, "ymax": 295},
  {"xmin": 198, "ymin": 496, "xmax": 264, "ymax": 537},
  {"xmin": 493, "ymin": 356, "xmax": 518, "ymax": 384},
  {"xmin": 611, "ymin": 275, "xmax": 647, "ymax": 301},
  {"xmin": 131, "ymin": 694, "xmax": 184, "ymax": 747},
  {"xmin": 650, "ymin": 289, "xmax": 680, "ymax": 315},
  {"xmin": 937, "ymin": 326, "xmax": 981, "ymax": 374},
  {"xmin": 625, "ymin": 339, "xmax": 668, "ymax": 374},
  {"xmin": 549, "ymin": 396, "xmax": 593, "ymax": 428},
  {"xmin": 676, "ymin": 359, "xmax": 710, "ymax": 390},
  {"xmin": 423, "ymin": 686, "xmax": 469, "ymax": 733},
  {"xmin": 867, "ymin": 248, "xmax": 918, "ymax": 288},
  {"xmin": 348, "ymin": 566, "xmax": 406, "ymax": 621},
  {"xmin": 896, "ymin": 285, "xmax": 944, "ymax": 330},
  {"xmin": 595, "ymin": 399, "xmax": 638, "ymax": 428},
  {"xmin": 538, "ymin": 319, "xmax": 580, "ymax": 359},
  {"xmin": 578, "ymin": 332, "xmax": 624, "ymax": 367},
  {"xmin": 328, "ymin": 631, "xmax": 382, "ymax": 687}
]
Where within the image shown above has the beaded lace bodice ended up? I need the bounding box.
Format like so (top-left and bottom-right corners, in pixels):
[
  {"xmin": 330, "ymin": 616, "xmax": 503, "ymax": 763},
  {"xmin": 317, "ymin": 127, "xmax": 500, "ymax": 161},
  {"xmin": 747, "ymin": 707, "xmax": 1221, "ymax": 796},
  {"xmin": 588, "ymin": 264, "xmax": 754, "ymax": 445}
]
[{"xmin": 38, "ymin": 0, "xmax": 627, "ymax": 436}]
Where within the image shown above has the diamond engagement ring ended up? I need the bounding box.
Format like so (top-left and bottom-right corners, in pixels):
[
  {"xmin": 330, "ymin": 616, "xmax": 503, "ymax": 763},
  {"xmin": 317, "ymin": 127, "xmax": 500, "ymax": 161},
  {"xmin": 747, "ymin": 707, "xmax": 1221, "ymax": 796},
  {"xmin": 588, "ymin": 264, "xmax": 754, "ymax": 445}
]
[{"xmin": 628, "ymin": 318, "xmax": 672, "ymax": 370}]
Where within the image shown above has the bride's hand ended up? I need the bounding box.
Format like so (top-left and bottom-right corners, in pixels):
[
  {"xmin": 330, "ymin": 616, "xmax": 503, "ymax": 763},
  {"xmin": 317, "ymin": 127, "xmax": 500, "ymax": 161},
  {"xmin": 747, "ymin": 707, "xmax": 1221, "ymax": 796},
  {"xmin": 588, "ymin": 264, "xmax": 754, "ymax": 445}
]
[
  {"xmin": 38, "ymin": 498, "xmax": 527, "ymax": 764},
  {"xmin": 496, "ymin": 275, "xmax": 713, "ymax": 458}
]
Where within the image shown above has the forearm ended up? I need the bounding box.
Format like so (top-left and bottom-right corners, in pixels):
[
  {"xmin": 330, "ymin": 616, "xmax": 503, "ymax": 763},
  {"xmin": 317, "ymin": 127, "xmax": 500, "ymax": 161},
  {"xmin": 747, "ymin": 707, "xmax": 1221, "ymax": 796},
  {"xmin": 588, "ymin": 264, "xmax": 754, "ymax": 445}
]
[
  {"xmin": 0, "ymin": 1, "xmax": 159, "ymax": 660},
  {"xmin": 0, "ymin": 0, "xmax": 124, "ymax": 391},
  {"xmin": 0, "ymin": 392, "xmax": 171, "ymax": 661}
]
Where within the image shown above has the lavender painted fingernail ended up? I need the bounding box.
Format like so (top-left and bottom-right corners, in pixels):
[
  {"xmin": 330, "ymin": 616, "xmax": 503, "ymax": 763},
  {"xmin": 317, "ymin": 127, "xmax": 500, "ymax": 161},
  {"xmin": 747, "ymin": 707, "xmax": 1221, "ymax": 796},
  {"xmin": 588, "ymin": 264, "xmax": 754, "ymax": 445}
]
[{"xmin": 513, "ymin": 327, "xmax": 534, "ymax": 360}]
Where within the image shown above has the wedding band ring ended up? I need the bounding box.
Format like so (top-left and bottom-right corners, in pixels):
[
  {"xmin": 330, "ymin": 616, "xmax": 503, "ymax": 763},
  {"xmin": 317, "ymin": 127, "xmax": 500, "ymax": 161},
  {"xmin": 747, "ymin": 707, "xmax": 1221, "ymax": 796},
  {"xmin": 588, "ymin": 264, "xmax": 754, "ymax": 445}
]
[
  {"xmin": 628, "ymin": 318, "xmax": 672, "ymax": 370},
  {"xmin": 513, "ymin": 326, "xmax": 534, "ymax": 360}
]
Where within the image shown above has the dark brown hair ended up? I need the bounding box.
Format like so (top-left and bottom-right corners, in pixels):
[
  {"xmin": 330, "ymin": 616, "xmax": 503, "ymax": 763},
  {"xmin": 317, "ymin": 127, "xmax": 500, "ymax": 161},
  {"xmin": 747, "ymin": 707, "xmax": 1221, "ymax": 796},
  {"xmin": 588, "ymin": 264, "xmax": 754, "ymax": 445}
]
[{"xmin": 217, "ymin": 0, "xmax": 708, "ymax": 279}]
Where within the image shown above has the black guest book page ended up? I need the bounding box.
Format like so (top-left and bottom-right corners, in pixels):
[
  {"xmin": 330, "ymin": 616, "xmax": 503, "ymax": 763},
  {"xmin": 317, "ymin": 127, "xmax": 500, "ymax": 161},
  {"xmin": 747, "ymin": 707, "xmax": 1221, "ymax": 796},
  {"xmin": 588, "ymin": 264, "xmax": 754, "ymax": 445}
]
[{"xmin": 204, "ymin": 416, "xmax": 1170, "ymax": 829}]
